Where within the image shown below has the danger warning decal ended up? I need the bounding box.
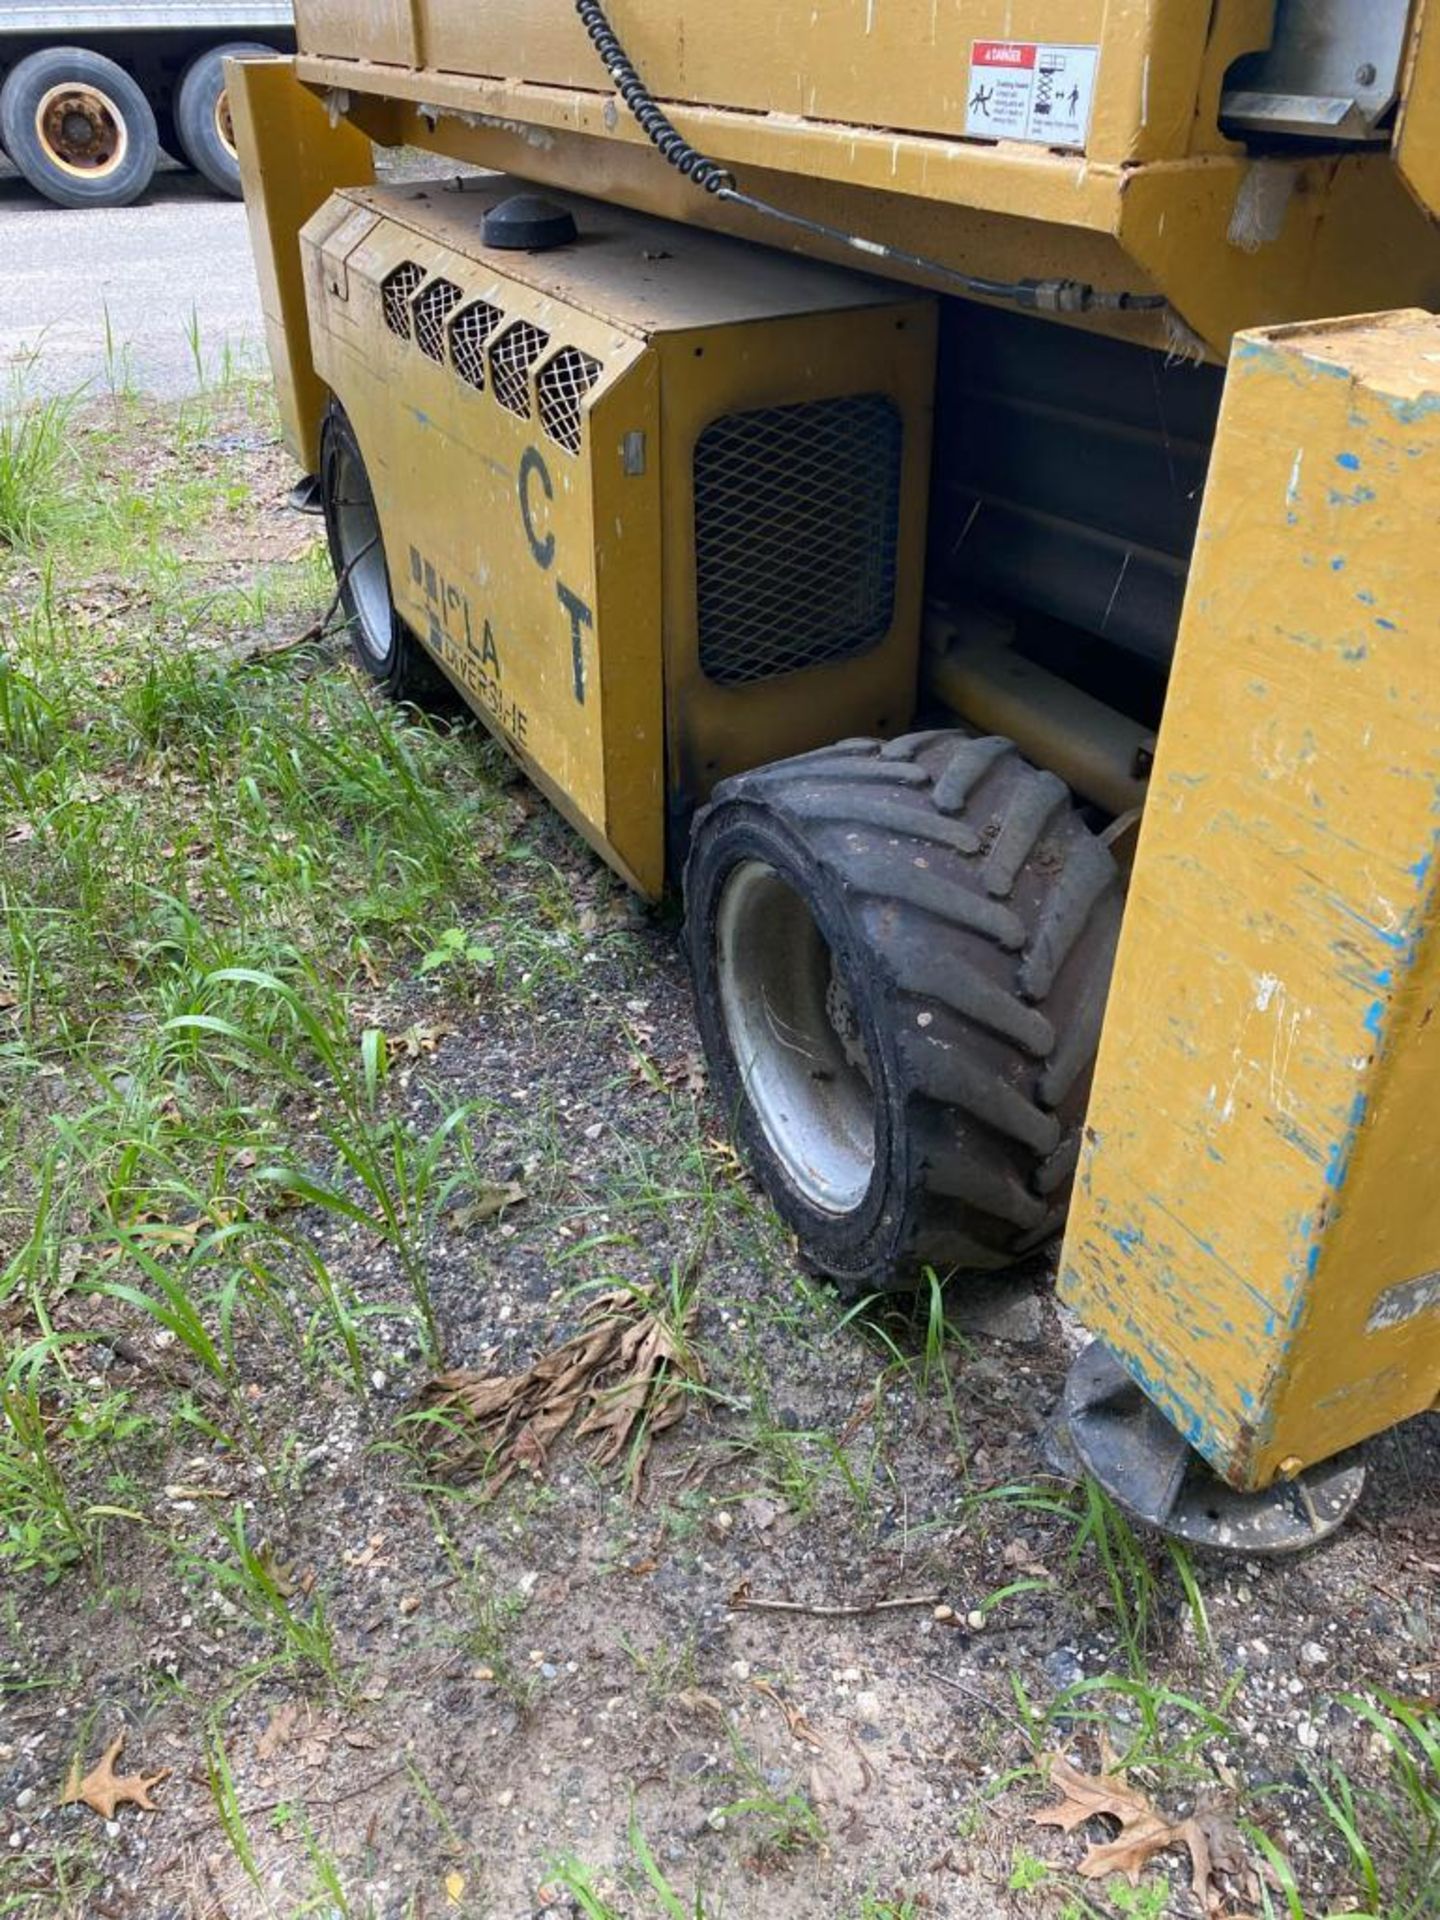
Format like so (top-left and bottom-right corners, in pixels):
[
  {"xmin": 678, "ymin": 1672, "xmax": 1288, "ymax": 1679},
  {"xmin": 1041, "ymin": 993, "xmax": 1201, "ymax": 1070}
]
[{"xmin": 965, "ymin": 41, "xmax": 1099, "ymax": 150}]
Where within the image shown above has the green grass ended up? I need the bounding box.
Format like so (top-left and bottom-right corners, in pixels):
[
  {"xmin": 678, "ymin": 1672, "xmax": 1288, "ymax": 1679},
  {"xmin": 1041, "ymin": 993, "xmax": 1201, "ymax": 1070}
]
[
  {"xmin": 0, "ymin": 381, "xmax": 526, "ymax": 1591},
  {"xmin": 0, "ymin": 388, "xmax": 78, "ymax": 548},
  {"xmin": 547, "ymin": 1817, "xmax": 716, "ymax": 1919},
  {"xmin": 1282, "ymin": 1691, "xmax": 1439, "ymax": 1920}
]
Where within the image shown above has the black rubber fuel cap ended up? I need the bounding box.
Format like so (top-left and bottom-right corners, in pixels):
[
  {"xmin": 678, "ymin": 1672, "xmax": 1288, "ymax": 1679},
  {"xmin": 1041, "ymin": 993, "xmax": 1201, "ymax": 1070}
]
[{"xmin": 482, "ymin": 193, "xmax": 578, "ymax": 251}]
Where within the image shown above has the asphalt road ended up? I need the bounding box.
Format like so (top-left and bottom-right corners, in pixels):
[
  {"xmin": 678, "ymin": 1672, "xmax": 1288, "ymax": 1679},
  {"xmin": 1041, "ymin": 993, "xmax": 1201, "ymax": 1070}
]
[{"xmin": 0, "ymin": 163, "xmax": 266, "ymax": 400}]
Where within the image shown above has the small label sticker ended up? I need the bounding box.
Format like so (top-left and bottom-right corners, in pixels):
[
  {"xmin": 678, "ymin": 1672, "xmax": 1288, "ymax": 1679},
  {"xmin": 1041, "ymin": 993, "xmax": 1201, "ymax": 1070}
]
[{"xmin": 966, "ymin": 40, "xmax": 1099, "ymax": 150}]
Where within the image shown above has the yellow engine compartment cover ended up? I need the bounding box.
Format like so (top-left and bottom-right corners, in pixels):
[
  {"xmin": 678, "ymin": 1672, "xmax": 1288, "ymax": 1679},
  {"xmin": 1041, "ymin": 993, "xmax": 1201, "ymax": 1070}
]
[{"xmin": 301, "ymin": 176, "xmax": 935, "ymax": 894}]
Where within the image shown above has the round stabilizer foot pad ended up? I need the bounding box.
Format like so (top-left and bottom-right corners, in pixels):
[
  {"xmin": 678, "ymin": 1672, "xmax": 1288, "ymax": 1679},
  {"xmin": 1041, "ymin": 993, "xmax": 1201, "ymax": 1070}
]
[{"xmin": 1062, "ymin": 1341, "xmax": 1366, "ymax": 1554}]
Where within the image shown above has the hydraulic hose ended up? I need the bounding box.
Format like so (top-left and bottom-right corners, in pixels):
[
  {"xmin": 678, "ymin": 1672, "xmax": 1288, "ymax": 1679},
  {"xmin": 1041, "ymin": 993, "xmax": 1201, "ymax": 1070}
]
[{"xmin": 573, "ymin": 0, "xmax": 1167, "ymax": 315}]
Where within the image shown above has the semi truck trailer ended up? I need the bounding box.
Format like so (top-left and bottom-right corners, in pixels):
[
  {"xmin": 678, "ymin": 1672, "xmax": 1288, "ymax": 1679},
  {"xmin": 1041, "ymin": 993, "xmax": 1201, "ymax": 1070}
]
[{"xmin": 0, "ymin": 1, "xmax": 292, "ymax": 206}]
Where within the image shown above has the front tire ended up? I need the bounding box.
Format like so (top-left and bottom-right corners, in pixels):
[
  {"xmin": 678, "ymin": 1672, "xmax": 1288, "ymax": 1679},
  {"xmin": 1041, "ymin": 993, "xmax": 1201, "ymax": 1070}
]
[
  {"xmin": 684, "ymin": 734, "xmax": 1124, "ymax": 1294},
  {"xmin": 174, "ymin": 43, "xmax": 275, "ymax": 196},
  {"xmin": 0, "ymin": 47, "xmax": 158, "ymax": 209},
  {"xmin": 319, "ymin": 401, "xmax": 447, "ymax": 704}
]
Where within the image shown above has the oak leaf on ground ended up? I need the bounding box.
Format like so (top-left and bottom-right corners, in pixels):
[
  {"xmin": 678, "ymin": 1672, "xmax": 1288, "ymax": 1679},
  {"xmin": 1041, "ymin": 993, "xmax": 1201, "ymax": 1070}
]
[
  {"xmin": 60, "ymin": 1733, "xmax": 169, "ymax": 1819},
  {"xmin": 1034, "ymin": 1750, "xmax": 1258, "ymax": 1916}
]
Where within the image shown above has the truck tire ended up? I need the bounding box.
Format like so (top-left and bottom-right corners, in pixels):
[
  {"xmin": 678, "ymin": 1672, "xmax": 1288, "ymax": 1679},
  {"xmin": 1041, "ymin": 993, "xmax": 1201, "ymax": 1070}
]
[
  {"xmin": 175, "ymin": 43, "xmax": 273, "ymax": 196},
  {"xmin": 319, "ymin": 402, "xmax": 447, "ymax": 704},
  {"xmin": 0, "ymin": 47, "xmax": 158, "ymax": 209},
  {"xmin": 684, "ymin": 733, "xmax": 1124, "ymax": 1295}
]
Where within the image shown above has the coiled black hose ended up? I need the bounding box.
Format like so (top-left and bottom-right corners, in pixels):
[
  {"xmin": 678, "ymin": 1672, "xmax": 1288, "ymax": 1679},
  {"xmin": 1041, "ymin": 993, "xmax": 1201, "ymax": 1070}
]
[{"xmin": 572, "ymin": 0, "xmax": 1167, "ymax": 314}]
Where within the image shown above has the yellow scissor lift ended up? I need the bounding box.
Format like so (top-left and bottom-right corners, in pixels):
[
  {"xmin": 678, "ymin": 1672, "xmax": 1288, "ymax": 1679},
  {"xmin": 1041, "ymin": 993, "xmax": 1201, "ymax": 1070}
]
[{"xmin": 230, "ymin": 0, "xmax": 1440, "ymax": 1550}]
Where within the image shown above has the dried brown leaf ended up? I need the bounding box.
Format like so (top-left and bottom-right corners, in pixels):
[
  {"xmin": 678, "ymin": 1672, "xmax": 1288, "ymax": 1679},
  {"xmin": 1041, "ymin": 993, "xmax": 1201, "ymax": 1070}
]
[
  {"xmin": 752, "ymin": 1678, "xmax": 825, "ymax": 1752},
  {"xmin": 1035, "ymin": 1753, "xmax": 1254, "ymax": 1916},
  {"xmin": 446, "ymin": 1181, "xmax": 526, "ymax": 1231},
  {"xmin": 1033, "ymin": 1752, "xmax": 1151, "ymax": 1835},
  {"xmin": 60, "ymin": 1733, "xmax": 169, "ymax": 1820},
  {"xmin": 1077, "ymin": 1807, "xmax": 1192, "ymax": 1885},
  {"xmin": 421, "ymin": 1287, "xmax": 701, "ymax": 1498},
  {"xmin": 256, "ymin": 1702, "xmax": 300, "ymax": 1762},
  {"xmin": 393, "ymin": 1020, "xmax": 455, "ymax": 1059}
]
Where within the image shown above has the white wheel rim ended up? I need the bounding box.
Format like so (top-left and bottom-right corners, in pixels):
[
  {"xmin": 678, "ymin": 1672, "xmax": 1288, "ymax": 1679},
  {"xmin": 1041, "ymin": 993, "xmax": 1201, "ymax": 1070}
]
[
  {"xmin": 714, "ymin": 859, "xmax": 877, "ymax": 1214},
  {"xmin": 330, "ymin": 437, "xmax": 392, "ymax": 665},
  {"xmin": 34, "ymin": 82, "xmax": 128, "ymax": 179}
]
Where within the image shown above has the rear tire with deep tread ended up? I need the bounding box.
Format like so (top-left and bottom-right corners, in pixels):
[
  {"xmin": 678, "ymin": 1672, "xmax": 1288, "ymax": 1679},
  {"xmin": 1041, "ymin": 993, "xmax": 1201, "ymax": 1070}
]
[
  {"xmin": 684, "ymin": 733, "xmax": 1124, "ymax": 1294},
  {"xmin": 174, "ymin": 42, "xmax": 274, "ymax": 196},
  {"xmin": 0, "ymin": 46, "xmax": 158, "ymax": 209}
]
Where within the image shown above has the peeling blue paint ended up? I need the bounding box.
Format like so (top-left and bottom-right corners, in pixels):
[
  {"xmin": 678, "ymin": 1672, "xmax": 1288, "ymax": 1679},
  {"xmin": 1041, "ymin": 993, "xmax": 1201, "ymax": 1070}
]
[
  {"xmin": 1323, "ymin": 1090, "xmax": 1370, "ymax": 1191},
  {"xmin": 1376, "ymin": 617, "xmax": 1398, "ymax": 631},
  {"xmin": 1330, "ymin": 556, "xmax": 1347, "ymax": 572},
  {"xmin": 1328, "ymin": 485, "xmax": 1377, "ymax": 507},
  {"xmin": 1386, "ymin": 390, "xmax": 1440, "ymax": 424},
  {"xmin": 1272, "ymin": 1116, "xmax": 1324, "ymax": 1166},
  {"xmin": 1336, "ymin": 452, "xmax": 1361, "ymax": 471},
  {"xmin": 1122, "ymin": 1348, "xmax": 1209, "ymax": 1451},
  {"xmin": 1299, "ymin": 352, "xmax": 1354, "ymax": 383},
  {"xmin": 1333, "ymin": 898, "xmax": 1418, "ymax": 957},
  {"xmin": 1145, "ymin": 1194, "xmax": 1285, "ymax": 1328}
]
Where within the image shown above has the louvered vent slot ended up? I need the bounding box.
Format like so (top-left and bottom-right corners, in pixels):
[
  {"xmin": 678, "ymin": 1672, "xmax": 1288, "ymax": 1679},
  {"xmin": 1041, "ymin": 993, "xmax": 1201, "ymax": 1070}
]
[
  {"xmin": 490, "ymin": 321, "xmax": 549, "ymax": 418},
  {"xmin": 537, "ymin": 347, "xmax": 603, "ymax": 455},
  {"xmin": 381, "ymin": 261, "xmax": 425, "ymax": 339},
  {"xmin": 693, "ymin": 394, "xmax": 903, "ymax": 687},
  {"xmin": 413, "ymin": 278, "xmax": 462, "ymax": 362},
  {"xmin": 449, "ymin": 300, "xmax": 504, "ymax": 390}
]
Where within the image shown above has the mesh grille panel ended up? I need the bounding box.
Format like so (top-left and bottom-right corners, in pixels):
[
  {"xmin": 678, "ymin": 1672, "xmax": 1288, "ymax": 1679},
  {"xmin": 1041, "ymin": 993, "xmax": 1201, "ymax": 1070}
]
[
  {"xmin": 450, "ymin": 300, "xmax": 504, "ymax": 389},
  {"xmin": 381, "ymin": 261, "xmax": 425, "ymax": 339},
  {"xmin": 490, "ymin": 321, "xmax": 549, "ymax": 418},
  {"xmin": 413, "ymin": 277, "xmax": 462, "ymax": 362},
  {"xmin": 537, "ymin": 347, "xmax": 602, "ymax": 455},
  {"xmin": 693, "ymin": 395, "xmax": 904, "ymax": 687}
]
